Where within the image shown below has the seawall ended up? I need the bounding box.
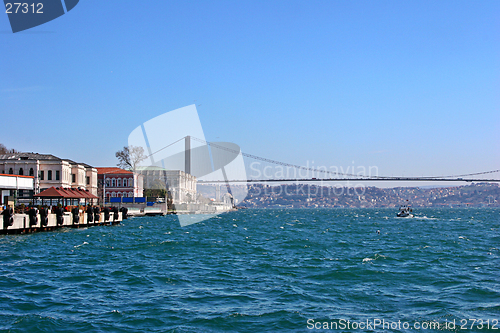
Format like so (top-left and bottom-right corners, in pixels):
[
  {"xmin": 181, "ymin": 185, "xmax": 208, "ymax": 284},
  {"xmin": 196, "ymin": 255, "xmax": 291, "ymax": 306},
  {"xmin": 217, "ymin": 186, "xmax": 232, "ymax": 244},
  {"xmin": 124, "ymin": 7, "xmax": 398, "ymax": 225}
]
[{"xmin": 1, "ymin": 211, "xmax": 122, "ymax": 235}]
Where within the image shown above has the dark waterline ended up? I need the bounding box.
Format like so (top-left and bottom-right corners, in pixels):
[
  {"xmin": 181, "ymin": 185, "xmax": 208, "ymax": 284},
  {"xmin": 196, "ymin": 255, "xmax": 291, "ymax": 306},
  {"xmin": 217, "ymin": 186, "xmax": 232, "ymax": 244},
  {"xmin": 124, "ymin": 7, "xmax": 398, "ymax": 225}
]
[{"xmin": 1, "ymin": 208, "xmax": 499, "ymax": 332}]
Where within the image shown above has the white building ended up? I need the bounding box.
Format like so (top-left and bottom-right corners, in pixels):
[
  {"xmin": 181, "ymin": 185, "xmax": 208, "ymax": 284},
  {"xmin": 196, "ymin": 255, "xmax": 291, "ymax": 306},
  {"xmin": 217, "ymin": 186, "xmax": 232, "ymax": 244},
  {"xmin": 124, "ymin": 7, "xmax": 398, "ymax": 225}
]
[
  {"xmin": 0, "ymin": 153, "xmax": 98, "ymax": 197},
  {"xmin": 136, "ymin": 166, "xmax": 196, "ymax": 204}
]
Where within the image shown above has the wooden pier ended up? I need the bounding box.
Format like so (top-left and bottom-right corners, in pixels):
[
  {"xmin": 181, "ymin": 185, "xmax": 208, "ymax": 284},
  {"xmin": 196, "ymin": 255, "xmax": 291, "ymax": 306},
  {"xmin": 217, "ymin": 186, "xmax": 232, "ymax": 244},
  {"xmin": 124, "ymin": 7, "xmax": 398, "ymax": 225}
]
[{"xmin": 0, "ymin": 211, "xmax": 123, "ymax": 235}]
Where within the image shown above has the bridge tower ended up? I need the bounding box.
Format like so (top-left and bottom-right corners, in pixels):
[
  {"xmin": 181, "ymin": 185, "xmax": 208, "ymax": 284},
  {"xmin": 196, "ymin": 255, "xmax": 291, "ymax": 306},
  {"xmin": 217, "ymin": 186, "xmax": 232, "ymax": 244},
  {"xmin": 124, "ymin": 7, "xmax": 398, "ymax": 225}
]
[{"xmin": 185, "ymin": 135, "xmax": 191, "ymax": 175}]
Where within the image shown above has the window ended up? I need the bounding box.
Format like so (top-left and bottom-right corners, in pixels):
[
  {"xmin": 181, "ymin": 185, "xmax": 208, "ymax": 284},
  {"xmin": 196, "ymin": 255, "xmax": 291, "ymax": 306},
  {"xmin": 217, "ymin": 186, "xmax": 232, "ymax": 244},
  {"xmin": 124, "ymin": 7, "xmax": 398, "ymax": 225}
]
[
  {"xmin": 56, "ymin": 170, "xmax": 60, "ymax": 181},
  {"xmin": 111, "ymin": 192, "xmax": 116, "ymax": 197},
  {"xmin": 29, "ymin": 168, "xmax": 34, "ymax": 176},
  {"xmin": 19, "ymin": 168, "xmax": 24, "ymax": 175},
  {"xmin": 40, "ymin": 170, "xmax": 44, "ymax": 180},
  {"xmin": 123, "ymin": 179, "xmax": 127, "ymax": 187},
  {"xmin": 117, "ymin": 192, "xmax": 121, "ymax": 198},
  {"xmin": 105, "ymin": 179, "xmax": 110, "ymax": 187},
  {"xmin": 112, "ymin": 179, "xmax": 116, "ymax": 187},
  {"xmin": 9, "ymin": 168, "xmax": 13, "ymax": 174},
  {"xmin": 72, "ymin": 174, "xmax": 76, "ymax": 183},
  {"xmin": 129, "ymin": 192, "xmax": 134, "ymax": 197},
  {"xmin": 86, "ymin": 176, "xmax": 90, "ymax": 185},
  {"xmin": 48, "ymin": 170, "xmax": 52, "ymax": 180},
  {"xmin": 117, "ymin": 179, "xmax": 121, "ymax": 187}
]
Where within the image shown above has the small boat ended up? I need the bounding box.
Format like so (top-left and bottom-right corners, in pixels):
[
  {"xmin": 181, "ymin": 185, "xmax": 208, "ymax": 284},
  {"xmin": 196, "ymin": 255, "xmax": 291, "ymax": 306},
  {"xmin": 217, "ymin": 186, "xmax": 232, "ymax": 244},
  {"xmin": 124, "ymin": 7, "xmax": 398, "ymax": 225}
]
[{"xmin": 397, "ymin": 204, "xmax": 414, "ymax": 218}]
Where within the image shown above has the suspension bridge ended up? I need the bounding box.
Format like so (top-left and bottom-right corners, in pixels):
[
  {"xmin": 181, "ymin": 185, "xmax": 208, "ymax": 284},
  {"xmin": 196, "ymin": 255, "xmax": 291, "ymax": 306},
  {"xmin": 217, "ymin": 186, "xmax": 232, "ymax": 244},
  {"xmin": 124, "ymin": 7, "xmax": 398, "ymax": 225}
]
[{"xmin": 144, "ymin": 136, "xmax": 500, "ymax": 184}]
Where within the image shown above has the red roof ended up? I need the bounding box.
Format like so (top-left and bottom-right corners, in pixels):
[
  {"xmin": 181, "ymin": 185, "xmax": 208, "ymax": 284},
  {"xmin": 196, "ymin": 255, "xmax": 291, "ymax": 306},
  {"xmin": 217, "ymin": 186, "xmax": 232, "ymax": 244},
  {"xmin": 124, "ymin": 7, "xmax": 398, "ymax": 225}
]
[
  {"xmin": 34, "ymin": 187, "xmax": 98, "ymax": 199},
  {"xmin": 96, "ymin": 167, "xmax": 133, "ymax": 175}
]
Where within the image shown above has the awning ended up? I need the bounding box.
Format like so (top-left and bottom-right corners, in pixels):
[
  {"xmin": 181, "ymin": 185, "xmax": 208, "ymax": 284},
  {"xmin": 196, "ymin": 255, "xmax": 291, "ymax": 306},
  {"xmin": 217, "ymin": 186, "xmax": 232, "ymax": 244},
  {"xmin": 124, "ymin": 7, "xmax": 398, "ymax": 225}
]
[
  {"xmin": 0, "ymin": 174, "xmax": 34, "ymax": 190},
  {"xmin": 34, "ymin": 187, "xmax": 98, "ymax": 199}
]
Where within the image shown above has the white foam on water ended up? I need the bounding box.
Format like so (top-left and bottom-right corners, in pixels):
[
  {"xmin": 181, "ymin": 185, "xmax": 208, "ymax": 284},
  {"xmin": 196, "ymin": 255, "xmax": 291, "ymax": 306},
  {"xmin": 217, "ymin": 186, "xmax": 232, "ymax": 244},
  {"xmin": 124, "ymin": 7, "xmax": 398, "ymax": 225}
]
[
  {"xmin": 74, "ymin": 241, "xmax": 89, "ymax": 248},
  {"xmin": 414, "ymin": 216, "xmax": 438, "ymax": 220}
]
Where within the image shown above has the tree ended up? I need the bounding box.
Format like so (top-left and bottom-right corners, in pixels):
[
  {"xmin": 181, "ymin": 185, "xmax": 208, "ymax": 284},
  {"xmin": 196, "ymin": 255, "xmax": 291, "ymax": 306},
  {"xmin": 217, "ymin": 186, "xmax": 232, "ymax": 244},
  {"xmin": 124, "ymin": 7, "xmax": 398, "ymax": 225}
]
[
  {"xmin": 0, "ymin": 144, "xmax": 17, "ymax": 154},
  {"xmin": 115, "ymin": 145, "xmax": 147, "ymax": 172}
]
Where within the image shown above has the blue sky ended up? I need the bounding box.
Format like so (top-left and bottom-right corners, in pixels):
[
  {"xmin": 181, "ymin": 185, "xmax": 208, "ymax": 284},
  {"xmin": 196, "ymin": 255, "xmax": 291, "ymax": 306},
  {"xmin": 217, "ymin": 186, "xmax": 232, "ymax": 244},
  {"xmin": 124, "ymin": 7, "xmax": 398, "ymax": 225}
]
[{"xmin": 1, "ymin": 0, "xmax": 499, "ymax": 186}]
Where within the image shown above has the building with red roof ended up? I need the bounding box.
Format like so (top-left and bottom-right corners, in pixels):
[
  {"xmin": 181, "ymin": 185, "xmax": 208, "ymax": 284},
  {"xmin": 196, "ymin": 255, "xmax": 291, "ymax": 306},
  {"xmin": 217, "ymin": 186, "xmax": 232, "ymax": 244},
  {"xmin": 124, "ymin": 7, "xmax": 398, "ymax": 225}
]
[{"xmin": 96, "ymin": 167, "xmax": 143, "ymax": 201}]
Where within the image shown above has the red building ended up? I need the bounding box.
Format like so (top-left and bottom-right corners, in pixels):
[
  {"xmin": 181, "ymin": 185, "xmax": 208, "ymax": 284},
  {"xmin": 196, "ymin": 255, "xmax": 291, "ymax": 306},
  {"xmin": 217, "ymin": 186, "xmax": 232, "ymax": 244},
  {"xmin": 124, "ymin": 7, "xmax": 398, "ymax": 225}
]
[{"xmin": 96, "ymin": 167, "xmax": 144, "ymax": 201}]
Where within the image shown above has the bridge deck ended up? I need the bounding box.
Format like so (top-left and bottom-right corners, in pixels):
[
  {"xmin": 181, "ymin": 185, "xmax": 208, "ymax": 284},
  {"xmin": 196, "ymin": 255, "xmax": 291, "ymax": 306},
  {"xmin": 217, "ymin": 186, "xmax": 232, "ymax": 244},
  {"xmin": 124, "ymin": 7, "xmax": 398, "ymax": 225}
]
[{"xmin": 199, "ymin": 178, "xmax": 500, "ymax": 183}]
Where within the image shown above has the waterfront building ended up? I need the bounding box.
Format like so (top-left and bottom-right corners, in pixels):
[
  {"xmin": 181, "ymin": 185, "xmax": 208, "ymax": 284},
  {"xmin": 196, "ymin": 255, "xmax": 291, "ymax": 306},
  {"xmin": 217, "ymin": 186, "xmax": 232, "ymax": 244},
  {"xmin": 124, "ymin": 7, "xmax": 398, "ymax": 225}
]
[
  {"xmin": 0, "ymin": 174, "xmax": 34, "ymax": 206},
  {"xmin": 96, "ymin": 167, "xmax": 144, "ymax": 201},
  {"xmin": 135, "ymin": 166, "xmax": 197, "ymax": 204},
  {"xmin": 0, "ymin": 153, "xmax": 98, "ymax": 199}
]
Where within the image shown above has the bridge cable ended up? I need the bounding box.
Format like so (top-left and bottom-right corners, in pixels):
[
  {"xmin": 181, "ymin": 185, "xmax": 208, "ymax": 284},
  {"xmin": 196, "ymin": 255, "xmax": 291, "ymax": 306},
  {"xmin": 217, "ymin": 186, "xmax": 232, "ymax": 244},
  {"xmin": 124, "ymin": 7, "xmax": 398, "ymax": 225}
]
[
  {"xmin": 144, "ymin": 136, "xmax": 500, "ymax": 180},
  {"xmin": 190, "ymin": 136, "xmax": 500, "ymax": 180}
]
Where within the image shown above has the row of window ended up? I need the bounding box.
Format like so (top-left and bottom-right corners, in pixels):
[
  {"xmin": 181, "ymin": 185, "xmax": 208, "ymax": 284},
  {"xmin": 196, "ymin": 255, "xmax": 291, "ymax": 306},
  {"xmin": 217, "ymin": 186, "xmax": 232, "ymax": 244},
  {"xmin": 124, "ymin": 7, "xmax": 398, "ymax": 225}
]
[
  {"xmin": 39, "ymin": 170, "xmax": 60, "ymax": 181},
  {"xmin": 3, "ymin": 168, "xmax": 92, "ymax": 185},
  {"xmin": 14, "ymin": 189, "xmax": 34, "ymax": 197},
  {"xmin": 39, "ymin": 171, "xmax": 91, "ymax": 184},
  {"xmin": 4, "ymin": 167, "xmax": 35, "ymax": 176},
  {"xmin": 105, "ymin": 178, "xmax": 132, "ymax": 187},
  {"xmin": 106, "ymin": 192, "xmax": 134, "ymax": 198}
]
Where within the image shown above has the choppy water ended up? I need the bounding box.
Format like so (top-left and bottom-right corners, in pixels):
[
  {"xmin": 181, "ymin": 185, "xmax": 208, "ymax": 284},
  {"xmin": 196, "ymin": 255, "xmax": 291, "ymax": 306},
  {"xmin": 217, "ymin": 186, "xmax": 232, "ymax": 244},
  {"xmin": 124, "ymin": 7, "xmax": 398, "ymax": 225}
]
[{"xmin": 1, "ymin": 208, "xmax": 499, "ymax": 332}]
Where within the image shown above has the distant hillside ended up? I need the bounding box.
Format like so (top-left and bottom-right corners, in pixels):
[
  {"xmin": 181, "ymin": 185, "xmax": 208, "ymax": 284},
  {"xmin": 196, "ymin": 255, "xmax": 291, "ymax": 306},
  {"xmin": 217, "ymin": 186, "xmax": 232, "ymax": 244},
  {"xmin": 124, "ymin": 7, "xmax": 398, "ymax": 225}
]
[{"xmin": 222, "ymin": 183, "xmax": 500, "ymax": 208}]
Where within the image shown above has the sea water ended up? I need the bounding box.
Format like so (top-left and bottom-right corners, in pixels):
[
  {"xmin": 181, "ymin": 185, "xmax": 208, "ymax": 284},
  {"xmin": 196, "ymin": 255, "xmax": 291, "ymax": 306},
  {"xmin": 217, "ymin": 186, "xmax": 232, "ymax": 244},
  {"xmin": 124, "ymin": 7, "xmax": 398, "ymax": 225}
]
[{"xmin": 1, "ymin": 208, "xmax": 499, "ymax": 332}]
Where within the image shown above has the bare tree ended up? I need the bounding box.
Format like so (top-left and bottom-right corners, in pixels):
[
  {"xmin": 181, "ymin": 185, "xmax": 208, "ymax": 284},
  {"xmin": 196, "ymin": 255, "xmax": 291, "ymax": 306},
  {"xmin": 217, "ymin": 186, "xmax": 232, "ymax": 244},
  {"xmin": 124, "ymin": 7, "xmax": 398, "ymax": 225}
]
[
  {"xmin": 0, "ymin": 144, "xmax": 7, "ymax": 154},
  {"xmin": 115, "ymin": 145, "xmax": 147, "ymax": 172},
  {"xmin": 0, "ymin": 144, "xmax": 17, "ymax": 154}
]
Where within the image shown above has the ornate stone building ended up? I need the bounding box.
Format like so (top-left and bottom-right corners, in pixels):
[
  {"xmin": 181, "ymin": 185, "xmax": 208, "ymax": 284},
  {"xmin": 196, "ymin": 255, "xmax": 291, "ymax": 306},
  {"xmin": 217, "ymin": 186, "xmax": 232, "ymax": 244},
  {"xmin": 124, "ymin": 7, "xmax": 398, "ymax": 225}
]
[{"xmin": 0, "ymin": 153, "xmax": 98, "ymax": 198}]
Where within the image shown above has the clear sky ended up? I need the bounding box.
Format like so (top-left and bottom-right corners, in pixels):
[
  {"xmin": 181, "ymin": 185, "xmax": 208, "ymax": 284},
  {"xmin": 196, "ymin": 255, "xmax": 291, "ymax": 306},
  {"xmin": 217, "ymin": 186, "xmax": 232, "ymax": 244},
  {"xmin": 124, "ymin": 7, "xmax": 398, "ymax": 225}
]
[{"xmin": 1, "ymin": 0, "xmax": 499, "ymax": 186}]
